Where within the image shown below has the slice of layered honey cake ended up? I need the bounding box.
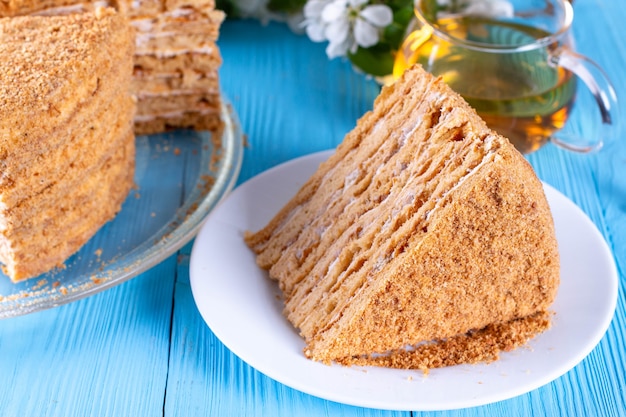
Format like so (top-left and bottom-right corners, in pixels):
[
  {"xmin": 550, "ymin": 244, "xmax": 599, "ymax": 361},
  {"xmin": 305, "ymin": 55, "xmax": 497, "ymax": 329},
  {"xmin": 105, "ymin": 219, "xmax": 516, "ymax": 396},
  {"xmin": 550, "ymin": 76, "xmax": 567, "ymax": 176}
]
[{"xmin": 245, "ymin": 65, "xmax": 560, "ymax": 370}]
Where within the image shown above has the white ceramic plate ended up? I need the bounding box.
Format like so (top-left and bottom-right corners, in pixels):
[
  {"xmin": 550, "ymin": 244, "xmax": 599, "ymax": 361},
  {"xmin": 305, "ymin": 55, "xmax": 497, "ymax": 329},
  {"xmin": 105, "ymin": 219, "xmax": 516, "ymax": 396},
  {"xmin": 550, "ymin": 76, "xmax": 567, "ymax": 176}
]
[
  {"xmin": 0, "ymin": 100, "xmax": 243, "ymax": 318},
  {"xmin": 189, "ymin": 150, "xmax": 618, "ymax": 411}
]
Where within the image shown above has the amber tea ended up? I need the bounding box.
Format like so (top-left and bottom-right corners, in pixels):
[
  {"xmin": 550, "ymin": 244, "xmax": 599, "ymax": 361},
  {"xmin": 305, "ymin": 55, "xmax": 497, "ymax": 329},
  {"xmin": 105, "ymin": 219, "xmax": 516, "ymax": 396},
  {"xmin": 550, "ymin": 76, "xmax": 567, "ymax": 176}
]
[{"xmin": 394, "ymin": 16, "xmax": 578, "ymax": 153}]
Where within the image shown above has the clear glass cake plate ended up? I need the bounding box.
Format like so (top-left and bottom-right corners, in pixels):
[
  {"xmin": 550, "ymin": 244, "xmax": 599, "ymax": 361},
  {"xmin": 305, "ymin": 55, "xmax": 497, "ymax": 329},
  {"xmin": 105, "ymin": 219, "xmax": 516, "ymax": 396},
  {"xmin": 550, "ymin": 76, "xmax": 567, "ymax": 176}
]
[{"xmin": 0, "ymin": 99, "xmax": 244, "ymax": 318}]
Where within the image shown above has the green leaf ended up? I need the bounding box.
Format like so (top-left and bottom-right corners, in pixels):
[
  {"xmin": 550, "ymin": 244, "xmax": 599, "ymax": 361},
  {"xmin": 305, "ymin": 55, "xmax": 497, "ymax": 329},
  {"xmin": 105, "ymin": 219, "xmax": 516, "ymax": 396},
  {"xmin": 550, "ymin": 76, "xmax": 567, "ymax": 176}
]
[
  {"xmin": 380, "ymin": 3, "xmax": 416, "ymax": 50},
  {"xmin": 267, "ymin": 0, "xmax": 307, "ymax": 14},
  {"xmin": 394, "ymin": 4, "xmax": 415, "ymax": 26},
  {"xmin": 216, "ymin": 0, "xmax": 238, "ymax": 16},
  {"xmin": 348, "ymin": 45, "xmax": 396, "ymax": 77}
]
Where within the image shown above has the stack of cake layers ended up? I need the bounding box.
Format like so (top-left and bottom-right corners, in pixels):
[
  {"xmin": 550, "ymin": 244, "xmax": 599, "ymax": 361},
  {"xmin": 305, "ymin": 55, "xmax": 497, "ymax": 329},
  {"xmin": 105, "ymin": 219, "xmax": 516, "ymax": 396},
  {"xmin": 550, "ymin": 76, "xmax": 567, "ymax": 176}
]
[
  {"xmin": 0, "ymin": 9, "xmax": 136, "ymax": 281},
  {"xmin": 2, "ymin": 0, "xmax": 226, "ymax": 136},
  {"xmin": 245, "ymin": 65, "xmax": 560, "ymax": 369},
  {"xmin": 116, "ymin": 0, "xmax": 225, "ymax": 134}
]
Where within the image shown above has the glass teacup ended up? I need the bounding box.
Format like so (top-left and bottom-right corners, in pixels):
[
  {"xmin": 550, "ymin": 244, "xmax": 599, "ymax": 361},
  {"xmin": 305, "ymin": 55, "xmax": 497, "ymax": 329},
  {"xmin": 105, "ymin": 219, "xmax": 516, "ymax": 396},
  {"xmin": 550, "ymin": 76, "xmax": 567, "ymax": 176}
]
[{"xmin": 393, "ymin": 0, "xmax": 618, "ymax": 154}]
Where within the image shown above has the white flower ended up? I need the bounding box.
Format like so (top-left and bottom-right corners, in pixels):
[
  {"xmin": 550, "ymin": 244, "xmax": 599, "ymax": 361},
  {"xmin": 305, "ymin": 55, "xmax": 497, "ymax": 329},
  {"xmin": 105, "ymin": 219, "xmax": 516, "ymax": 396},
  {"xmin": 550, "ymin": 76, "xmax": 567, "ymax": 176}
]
[
  {"xmin": 303, "ymin": 0, "xmax": 333, "ymax": 42},
  {"xmin": 303, "ymin": 0, "xmax": 393, "ymax": 59}
]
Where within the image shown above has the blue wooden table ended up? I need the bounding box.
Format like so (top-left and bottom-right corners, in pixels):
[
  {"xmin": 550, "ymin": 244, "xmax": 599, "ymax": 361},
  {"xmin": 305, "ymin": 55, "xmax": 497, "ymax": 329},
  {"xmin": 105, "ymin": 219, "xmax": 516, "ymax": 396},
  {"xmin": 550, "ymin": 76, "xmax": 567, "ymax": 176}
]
[{"xmin": 1, "ymin": 0, "xmax": 624, "ymax": 415}]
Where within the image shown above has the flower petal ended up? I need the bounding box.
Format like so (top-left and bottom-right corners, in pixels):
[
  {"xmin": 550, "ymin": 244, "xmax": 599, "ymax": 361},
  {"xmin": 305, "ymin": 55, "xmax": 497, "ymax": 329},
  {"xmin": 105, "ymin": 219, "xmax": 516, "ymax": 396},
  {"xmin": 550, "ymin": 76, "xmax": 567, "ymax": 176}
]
[
  {"xmin": 354, "ymin": 17, "xmax": 379, "ymax": 48},
  {"xmin": 324, "ymin": 18, "xmax": 350, "ymax": 44},
  {"xmin": 303, "ymin": 0, "xmax": 330, "ymax": 19},
  {"xmin": 305, "ymin": 21, "xmax": 327, "ymax": 42},
  {"xmin": 326, "ymin": 37, "xmax": 351, "ymax": 58},
  {"xmin": 360, "ymin": 4, "xmax": 393, "ymax": 27},
  {"xmin": 348, "ymin": 0, "xmax": 368, "ymax": 8},
  {"xmin": 321, "ymin": 0, "xmax": 347, "ymax": 22},
  {"xmin": 349, "ymin": 40, "xmax": 359, "ymax": 54}
]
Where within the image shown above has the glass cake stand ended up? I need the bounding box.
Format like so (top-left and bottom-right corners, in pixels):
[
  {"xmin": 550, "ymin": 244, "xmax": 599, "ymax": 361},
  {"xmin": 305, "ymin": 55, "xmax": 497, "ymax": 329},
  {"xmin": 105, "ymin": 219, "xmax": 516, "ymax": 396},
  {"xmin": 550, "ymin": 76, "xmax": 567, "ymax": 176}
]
[{"xmin": 0, "ymin": 99, "xmax": 244, "ymax": 318}]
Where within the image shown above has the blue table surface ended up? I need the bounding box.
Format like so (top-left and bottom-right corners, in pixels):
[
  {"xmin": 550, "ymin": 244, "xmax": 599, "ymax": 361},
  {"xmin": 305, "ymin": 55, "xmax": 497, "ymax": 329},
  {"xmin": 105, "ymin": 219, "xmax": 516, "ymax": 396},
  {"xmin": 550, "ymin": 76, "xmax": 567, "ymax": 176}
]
[{"xmin": 1, "ymin": 1, "xmax": 625, "ymax": 415}]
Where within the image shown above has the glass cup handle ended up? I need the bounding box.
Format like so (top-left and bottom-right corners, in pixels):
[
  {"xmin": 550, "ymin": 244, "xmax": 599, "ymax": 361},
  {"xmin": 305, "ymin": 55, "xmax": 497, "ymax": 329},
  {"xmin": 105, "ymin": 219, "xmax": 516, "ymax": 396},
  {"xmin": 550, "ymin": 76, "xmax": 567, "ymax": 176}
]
[{"xmin": 548, "ymin": 48, "xmax": 619, "ymax": 153}]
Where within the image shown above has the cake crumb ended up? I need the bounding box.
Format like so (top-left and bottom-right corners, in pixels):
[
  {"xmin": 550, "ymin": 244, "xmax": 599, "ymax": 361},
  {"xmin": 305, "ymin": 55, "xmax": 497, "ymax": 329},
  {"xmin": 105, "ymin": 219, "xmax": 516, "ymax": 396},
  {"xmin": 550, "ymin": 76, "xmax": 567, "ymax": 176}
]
[
  {"xmin": 336, "ymin": 311, "xmax": 551, "ymax": 370},
  {"xmin": 31, "ymin": 279, "xmax": 48, "ymax": 290}
]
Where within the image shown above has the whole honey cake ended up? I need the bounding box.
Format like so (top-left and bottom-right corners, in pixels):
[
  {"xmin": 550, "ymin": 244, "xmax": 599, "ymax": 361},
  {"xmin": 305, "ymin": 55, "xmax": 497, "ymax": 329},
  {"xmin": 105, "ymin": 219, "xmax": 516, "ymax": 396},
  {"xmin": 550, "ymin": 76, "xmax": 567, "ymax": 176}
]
[
  {"xmin": 1, "ymin": 0, "xmax": 225, "ymax": 137},
  {"xmin": 0, "ymin": 8, "xmax": 136, "ymax": 282},
  {"xmin": 245, "ymin": 65, "xmax": 560, "ymax": 370}
]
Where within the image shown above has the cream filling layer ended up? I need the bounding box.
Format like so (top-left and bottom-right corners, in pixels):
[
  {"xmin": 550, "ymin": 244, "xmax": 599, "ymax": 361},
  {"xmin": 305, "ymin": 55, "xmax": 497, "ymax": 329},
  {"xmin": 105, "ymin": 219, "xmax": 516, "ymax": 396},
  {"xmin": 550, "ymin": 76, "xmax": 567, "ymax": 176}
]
[{"xmin": 134, "ymin": 107, "xmax": 219, "ymax": 122}]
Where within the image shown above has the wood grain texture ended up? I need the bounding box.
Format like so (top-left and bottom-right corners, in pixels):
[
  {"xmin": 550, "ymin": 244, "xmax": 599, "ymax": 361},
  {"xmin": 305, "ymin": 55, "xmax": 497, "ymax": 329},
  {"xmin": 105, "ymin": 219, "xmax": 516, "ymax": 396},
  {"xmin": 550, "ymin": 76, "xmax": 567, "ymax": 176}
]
[
  {"xmin": 0, "ymin": 259, "xmax": 176, "ymax": 417},
  {"xmin": 165, "ymin": 244, "xmax": 407, "ymax": 416},
  {"xmin": 217, "ymin": 20, "xmax": 381, "ymax": 184}
]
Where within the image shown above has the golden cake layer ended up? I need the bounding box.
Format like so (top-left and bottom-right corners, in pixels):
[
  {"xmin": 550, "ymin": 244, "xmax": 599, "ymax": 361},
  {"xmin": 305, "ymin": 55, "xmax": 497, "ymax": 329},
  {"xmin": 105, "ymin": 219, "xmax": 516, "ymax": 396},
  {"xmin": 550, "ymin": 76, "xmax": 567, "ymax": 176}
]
[
  {"xmin": 114, "ymin": 0, "xmax": 215, "ymax": 17},
  {"xmin": 132, "ymin": 69, "xmax": 219, "ymax": 95},
  {"xmin": 245, "ymin": 65, "xmax": 560, "ymax": 369},
  {"xmin": 0, "ymin": 8, "xmax": 136, "ymax": 282},
  {"xmin": 136, "ymin": 91, "xmax": 219, "ymax": 114},
  {"xmin": 131, "ymin": 8, "xmax": 223, "ymax": 53},
  {"xmin": 133, "ymin": 48, "xmax": 221, "ymax": 73}
]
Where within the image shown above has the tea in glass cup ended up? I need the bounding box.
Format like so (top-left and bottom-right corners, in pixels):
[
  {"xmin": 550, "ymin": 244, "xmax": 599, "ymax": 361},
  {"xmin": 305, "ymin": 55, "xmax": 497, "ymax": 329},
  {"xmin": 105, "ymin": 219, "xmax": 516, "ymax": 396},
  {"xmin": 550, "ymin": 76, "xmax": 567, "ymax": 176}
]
[{"xmin": 393, "ymin": 0, "xmax": 617, "ymax": 154}]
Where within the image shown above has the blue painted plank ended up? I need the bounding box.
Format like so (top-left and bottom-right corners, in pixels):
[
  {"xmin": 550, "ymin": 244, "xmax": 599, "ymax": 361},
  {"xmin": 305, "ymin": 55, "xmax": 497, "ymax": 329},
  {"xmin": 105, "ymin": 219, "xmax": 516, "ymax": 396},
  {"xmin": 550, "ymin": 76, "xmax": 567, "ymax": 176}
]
[
  {"xmin": 0, "ymin": 1, "xmax": 624, "ymax": 416},
  {"xmin": 218, "ymin": 20, "xmax": 381, "ymax": 184},
  {"xmin": 164, "ymin": 20, "xmax": 408, "ymax": 417},
  {"xmin": 0, "ymin": 258, "xmax": 176, "ymax": 417},
  {"xmin": 165, "ymin": 9, "xmax": 626, "ymax": 417},
  {"xmin": 165, "ymin": 252, "xmax": 408, "ymax": 417}
]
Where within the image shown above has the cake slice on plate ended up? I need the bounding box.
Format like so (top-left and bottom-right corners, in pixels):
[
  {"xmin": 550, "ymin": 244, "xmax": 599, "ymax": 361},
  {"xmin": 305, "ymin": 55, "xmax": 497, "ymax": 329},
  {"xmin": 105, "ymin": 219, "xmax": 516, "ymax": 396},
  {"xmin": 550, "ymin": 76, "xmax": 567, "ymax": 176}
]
[
  {"xmin": 0, "ymin": 8, "xmax": 136, "ymax": 282},
  {"xmin": 245, "ymin": 65, "xmax": 560, "ymax": 370}
]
